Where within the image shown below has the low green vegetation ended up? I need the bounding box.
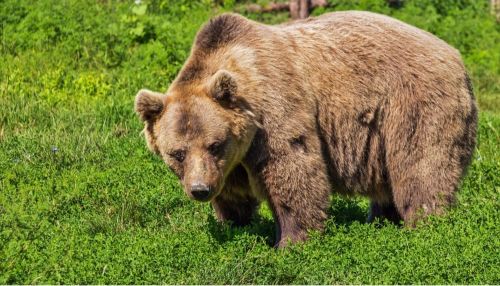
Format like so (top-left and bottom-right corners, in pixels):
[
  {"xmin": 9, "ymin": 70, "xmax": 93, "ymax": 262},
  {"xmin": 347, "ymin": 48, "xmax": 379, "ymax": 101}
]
[{"xmin": 1, "ymin": 0, "xmax": 498, "ymax": 283}]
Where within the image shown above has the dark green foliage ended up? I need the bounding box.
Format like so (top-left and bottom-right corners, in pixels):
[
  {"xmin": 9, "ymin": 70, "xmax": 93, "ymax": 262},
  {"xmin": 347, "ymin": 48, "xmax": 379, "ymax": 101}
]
[{"xmin": 0, "ymin": 0, "xmax": 499, "ymax": 283}]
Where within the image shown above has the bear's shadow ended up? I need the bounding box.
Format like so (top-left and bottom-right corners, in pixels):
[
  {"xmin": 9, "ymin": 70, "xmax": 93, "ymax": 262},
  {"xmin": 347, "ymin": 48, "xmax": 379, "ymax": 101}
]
[{"xmin": 207, "ymin": 197, "xmax": 368, "ymax": 247}]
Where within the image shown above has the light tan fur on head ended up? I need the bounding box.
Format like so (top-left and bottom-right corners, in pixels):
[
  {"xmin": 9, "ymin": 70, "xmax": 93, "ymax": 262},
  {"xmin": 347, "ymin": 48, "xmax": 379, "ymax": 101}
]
[{"xmin": 135, "ymin": 64, "xmax": 258, "ymax": 202}]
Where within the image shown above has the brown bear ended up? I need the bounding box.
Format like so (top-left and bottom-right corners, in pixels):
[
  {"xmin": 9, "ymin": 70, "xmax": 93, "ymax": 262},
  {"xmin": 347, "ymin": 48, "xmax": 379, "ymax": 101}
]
[{"xmin": 134, "ymin": 11, "xmax": 477, "ymax": 247}]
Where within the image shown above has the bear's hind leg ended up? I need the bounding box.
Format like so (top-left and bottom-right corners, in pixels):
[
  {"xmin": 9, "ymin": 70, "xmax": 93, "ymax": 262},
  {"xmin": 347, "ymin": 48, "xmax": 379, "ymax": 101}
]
[
  {"xmin": 391, "ymin": 171, "xmax": 457, "ymax": 226},
  {"xmin": 387, "ymin": 143, "xmax": 462, "ymax": 226},
  {"xmin": 368, "ymin": 201, "xmax": 402, "ymax": 224},
  {"xmin": 383, "ymin": 87, "xmax": 475, "ymax": 226}
]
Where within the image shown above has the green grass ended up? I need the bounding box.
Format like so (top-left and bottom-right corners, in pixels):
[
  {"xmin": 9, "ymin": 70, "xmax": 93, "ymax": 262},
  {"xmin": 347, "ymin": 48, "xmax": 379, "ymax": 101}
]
[{"xmin": 1, "ymin": 0, "xmax": 499, "ymax": 284}]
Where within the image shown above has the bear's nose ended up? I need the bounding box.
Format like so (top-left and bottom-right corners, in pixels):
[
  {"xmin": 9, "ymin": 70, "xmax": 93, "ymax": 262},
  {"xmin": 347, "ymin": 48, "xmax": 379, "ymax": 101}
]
[{"xmin": 190, "ymin": 183, "xmax": 211, "ymax": 201}]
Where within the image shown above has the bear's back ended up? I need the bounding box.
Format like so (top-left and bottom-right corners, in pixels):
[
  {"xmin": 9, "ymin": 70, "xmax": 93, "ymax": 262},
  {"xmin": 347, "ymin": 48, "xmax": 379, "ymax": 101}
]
[{"xmin": 273, "ymin": 11, "xmax": 463, "ymax": 79}]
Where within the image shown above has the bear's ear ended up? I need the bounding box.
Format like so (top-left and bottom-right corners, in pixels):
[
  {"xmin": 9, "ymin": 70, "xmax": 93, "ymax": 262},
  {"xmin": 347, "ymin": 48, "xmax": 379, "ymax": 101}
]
[
  {"xmin": 134, "ymin": 89, "xmax": 165, "ymax": 122},
  {"xmin": 207, "ymin": 70, "xmax": 237, "ymax": 104}
]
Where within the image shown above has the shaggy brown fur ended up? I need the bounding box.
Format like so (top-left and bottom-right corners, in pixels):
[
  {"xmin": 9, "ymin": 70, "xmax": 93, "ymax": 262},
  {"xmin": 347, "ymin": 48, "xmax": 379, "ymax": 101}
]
[{"xmin": 135, "ymin": 11, "xmax": 477, "ymax": 247}]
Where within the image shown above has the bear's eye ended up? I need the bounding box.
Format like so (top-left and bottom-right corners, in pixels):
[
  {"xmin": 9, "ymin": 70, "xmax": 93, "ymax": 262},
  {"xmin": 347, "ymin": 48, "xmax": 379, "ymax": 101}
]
[
  {"xmin": 208, "ymin": 141, "xmax": 225, "ymax": 157},
  {"xmin": 169, "ymin": 150, "xmax": 186, "ymax": 163}
]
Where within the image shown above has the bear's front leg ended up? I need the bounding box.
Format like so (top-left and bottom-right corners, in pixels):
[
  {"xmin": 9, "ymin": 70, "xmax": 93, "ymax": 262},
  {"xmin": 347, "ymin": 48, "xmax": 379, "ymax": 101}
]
[
  {"xmin": 211, "ymin": 192, "xmax": 258, "ymax": 227},
  {"xmin": 211, "ymin": 165, "xmax": 259, "ymax": 227},
  {"xmin": 248, "ymin": 134, "xmax": 332, "ymax": 248}
]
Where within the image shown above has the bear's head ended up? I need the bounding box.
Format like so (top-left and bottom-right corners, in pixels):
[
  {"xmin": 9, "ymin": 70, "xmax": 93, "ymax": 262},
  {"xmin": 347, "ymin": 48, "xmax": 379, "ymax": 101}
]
[{"xmin": 135, "ymin": 70, "xmax": 258, "ymax": 202}]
